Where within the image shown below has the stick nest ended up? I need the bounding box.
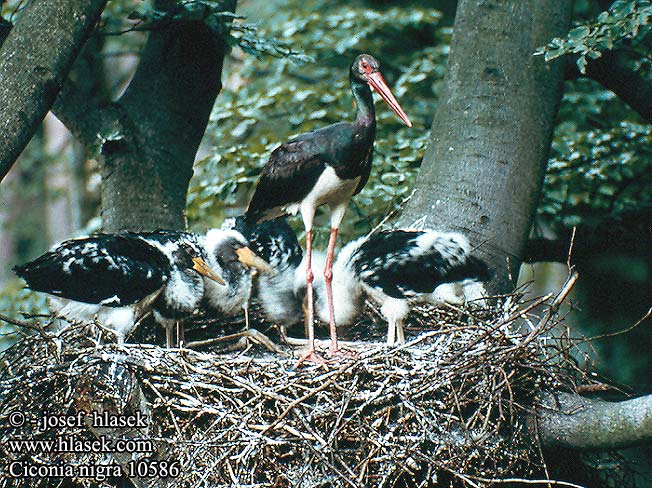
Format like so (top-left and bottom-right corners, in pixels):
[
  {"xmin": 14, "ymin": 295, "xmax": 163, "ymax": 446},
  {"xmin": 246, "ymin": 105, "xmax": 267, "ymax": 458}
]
[{"xmin": 0, "ymin": 293, "xmax": 583, "ymax": 488}]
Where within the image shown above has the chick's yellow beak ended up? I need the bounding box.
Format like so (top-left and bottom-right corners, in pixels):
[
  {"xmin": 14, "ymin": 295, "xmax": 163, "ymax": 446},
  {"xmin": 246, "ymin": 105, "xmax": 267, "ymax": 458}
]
[
  {"xmin": 235, "ymin": 247, "xmax": 276, "ymax": 275},
  {"xmin": 192, "ymin": 257, "xmax": 225, "ymax": 285}
]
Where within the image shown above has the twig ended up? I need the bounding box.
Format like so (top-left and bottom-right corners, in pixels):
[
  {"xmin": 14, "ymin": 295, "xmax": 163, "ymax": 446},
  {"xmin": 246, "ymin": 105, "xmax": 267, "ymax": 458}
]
[
  {"xmin": 186, "ymin": 328, "xmax": 284, "ymax": 354},
  {"xmin": 566, "ymin": 227, "xmax": 576, "ymax": 270},
  {"xmin": 469, "ymin": 476, "xmax": 585, "ymax": 488},
  {"xmin": 520, "ymin": 272, "xmax": 579, "ymax": 348},
  {"xmin": 585, "ymin": 306, "xmax": 652, "ymax": 341},
  {"xmin": 261, "ymin": 361, "xmax": 356, "ymax": 436}
]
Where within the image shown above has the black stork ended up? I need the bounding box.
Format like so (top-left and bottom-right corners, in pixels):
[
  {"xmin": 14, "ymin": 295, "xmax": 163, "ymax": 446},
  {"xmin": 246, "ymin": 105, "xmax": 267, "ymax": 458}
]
[
  {"xmin": 244, "ymin": 54, "xmax": 412, "ymax": 363},
  {"xmin": 311, "ymin": 229, "xmax": 491, "ymax": 346},
  {"xmin": 14, "ymin": 232, "xmax": 225, "ymax": 346},
  {"xmin": 200, "ymin": 227, "xmax": 274, "ymax": 325},
  {"xmin": 225, "ymin": 216, "xmax": 304, "ymax": 328}
]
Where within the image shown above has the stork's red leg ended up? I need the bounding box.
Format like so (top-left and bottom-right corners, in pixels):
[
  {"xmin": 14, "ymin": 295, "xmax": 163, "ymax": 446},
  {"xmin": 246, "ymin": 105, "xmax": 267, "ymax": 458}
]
[
  {"xmin": 295, "ymin": 229, "xmax": 327, "ymax": 367},
  {"xmin": 324, "ymin": 226, "xmax": 339, "ymax": 354},
  {"xmin": 305, "ymin": 229, "xmax": 315, "ymax": 353}
]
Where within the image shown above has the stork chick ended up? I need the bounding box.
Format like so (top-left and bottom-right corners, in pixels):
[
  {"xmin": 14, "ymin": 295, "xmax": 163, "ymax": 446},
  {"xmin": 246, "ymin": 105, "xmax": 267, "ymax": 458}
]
[
  {"xmin": 309, "ymin": 230, "xmax": 491, "ymax": 346},
  {"xmin": 14, "ymin": 232, "xmax": 224, "ymax": 345},
  {"xmin": 225, "ymin": 216, "xmax": 304, "ymax": 328},
  {"xmin": 201, "ymin": 228, "xmax": 274, "ymax": 325}
]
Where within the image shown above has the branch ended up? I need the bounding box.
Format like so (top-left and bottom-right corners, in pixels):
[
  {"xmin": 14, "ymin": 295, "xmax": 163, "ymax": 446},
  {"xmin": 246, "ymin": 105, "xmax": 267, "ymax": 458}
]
[
  {"xmin": 0, "ymin": 0, "xmax": 108, "ymax": 183},
  {"xmin": 51, "ymin": 36, "xmax": 110, "ymax": 144},
  {"xmin": 566, "ymin": 49, "xmax": 652, "ymax": 122},
  {"xmin": 524, "ymin": 208, "xmax": 652, "ymax": 263},
  {"xmin": 0, "ymin": 13, "xmax": 10, "ymax": 47},
  {"xmin": 531, "ymin": 392, "xmax": 652, "ymax": 450}
]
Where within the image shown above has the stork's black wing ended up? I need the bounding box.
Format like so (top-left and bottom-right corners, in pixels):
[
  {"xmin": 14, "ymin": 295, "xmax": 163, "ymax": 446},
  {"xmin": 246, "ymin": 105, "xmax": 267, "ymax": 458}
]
[
  {"xmin": 245, "ymin": 143, "xmax": 325, "ymax": 222},
  {"xmin": 351, "ymin": 230, "xmax": 490, "ymax": 299},
  {"xmin": 14, "ymin": 235, "xmax": 172, "ymax": 306},
  {"xmin": 246, "ymin": 122, "xmax": 363, "ymax": 223}
]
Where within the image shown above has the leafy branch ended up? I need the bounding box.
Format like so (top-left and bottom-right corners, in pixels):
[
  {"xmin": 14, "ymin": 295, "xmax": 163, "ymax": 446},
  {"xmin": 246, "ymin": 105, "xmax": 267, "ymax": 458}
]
[{"xmin": 536, "ymin": 0, "xmax": 652, "ymax": 73}]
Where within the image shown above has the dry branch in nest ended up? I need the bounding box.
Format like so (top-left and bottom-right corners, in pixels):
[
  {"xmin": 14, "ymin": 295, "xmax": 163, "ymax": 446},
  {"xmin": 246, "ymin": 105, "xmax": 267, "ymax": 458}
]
[{"xmin": 0, "ymin": 288, "xmax": 597, "ymax": 488}]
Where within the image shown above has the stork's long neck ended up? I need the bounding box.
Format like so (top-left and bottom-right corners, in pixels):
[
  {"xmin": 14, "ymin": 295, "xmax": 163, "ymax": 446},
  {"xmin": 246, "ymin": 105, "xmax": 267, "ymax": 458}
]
[{"xmin": 351, "ymin": 77, "xmax": 376, "ymax": 134}]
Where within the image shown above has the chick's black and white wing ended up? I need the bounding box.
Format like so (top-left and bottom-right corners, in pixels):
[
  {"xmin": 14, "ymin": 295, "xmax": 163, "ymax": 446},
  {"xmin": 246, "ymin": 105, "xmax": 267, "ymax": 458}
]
[
  {"xmin": 350, "ymin": 230, "xmax": 490, "ymax": 299},
  {"xmin": 14, "ymin": 235, "xmax": 172, "ymax": 306}
]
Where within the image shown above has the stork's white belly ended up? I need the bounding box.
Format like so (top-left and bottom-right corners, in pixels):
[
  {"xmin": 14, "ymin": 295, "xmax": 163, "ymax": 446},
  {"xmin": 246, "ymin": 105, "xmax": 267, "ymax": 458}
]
[
  {"xmin": 293, "ymin": 166, "xmax": 360, "ymax": 230},
  {"xmin": 283, "ymin": 168, "xmax": 360, "ymax": 214},
  {"xmin": 303, "ymin": 166, "xmax": 360, "ymax": 208}
]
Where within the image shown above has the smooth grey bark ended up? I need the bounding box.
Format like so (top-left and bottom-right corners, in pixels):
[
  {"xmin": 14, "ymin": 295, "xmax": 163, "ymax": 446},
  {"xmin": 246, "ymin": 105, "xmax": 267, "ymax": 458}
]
[
  {"xmin": 532, "ymin": 392, "xmax": 652, "ymax": 450},
  {"xmin": 0, "ymin": 0, "xmax": 107, "ymax": 183},
  {"xmin": 396, "ymin": 0, "xmax": 573, "ymax": 293},
  {"xmin": 54, "ymin": 0, "xmax": 237, "ymax": 232}
]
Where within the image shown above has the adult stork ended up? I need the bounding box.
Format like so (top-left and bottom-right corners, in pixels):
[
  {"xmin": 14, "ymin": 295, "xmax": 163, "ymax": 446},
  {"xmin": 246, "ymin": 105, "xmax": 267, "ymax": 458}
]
[
  {"xmin": 245, "ymin": 54, "xmax": 412, "ymax": 362},
  {"xmin": 309, "ymin": 230, "xmax": 491, "ymax": 346},
  {"xmin": 14, "ymin": 232, "xmax": 224, "ymax": 346}
]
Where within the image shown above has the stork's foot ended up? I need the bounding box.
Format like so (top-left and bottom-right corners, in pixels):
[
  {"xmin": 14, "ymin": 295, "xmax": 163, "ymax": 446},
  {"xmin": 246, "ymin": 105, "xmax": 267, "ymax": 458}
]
[
  {"xmin": 294, "ymin": 345, "xmax": 357, "ymax": 369},
  {"xmin": 294, "ymin": 348, "xmax": 329, "ymax": 369}
]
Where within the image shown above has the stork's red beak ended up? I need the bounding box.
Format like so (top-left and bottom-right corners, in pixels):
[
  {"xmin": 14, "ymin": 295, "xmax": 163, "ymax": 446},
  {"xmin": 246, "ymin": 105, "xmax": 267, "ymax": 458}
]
[{"xmin": 366, "ymin": 71, "xmax": 412, "ymax": 128}]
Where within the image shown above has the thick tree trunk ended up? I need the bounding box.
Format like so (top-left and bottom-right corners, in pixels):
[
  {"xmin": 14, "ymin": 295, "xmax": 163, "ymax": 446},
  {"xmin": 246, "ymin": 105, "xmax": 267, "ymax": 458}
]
[
  {"xmin": 396, "ymin": 0, "xmax": 572, "ymax": 293},
  {"xmin": 0, "ymin": 0, "xmax": 107, "ymax": 183},
  {"xmin": 100, "ymin": 19, "xmax": 231, "ymax": 232},
  {"xmin": 54, "ymin": 1, "xmax": 237, "ymax": 232}
]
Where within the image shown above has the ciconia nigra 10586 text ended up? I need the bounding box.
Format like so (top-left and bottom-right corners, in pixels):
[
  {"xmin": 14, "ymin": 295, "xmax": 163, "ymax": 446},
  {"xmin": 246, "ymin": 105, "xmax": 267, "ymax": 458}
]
[{"xmin": 245, "ymin": 54, "xmax": 412, "ymax": 363}]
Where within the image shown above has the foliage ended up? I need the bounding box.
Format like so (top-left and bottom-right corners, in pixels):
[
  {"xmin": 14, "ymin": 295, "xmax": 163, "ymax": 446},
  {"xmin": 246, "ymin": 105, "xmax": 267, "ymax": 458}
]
[
  {"xmin": 535, "ymin": 2, "xmax": 652, "ymax": 390},
  {"xmin": 101, "ymin": 0, "xmax": 309, "ymax": 63},
  {"xmin": 187, "ymin": 0, "xmax": 448, "ymax": 245},
  {"xmin": 535, "ymin": 0, "xmax": 652, "ymax": 236},
  {"xmin": 0, "ymin": 283, "xmax": 48, "ymax": 351},
  {"xmin": 536, "ymin": 0, "xmax": 652, "ymax": 74},
  {"xmin": 541, "ymin": 119, "xmax": 651, "ymax": 229}
]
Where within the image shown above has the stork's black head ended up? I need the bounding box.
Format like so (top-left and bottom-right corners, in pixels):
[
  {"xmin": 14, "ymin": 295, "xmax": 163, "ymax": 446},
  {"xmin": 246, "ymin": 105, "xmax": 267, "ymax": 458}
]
[
  {"xmin": 205, "ymin": 229, "xmax": 274, "ymax": 276},
  {"xmin": 350, "ymin": 54, "xmax": 381, "ymax": 83},
  {"xmin": 172, "ymin": 242, "xmax": 199, "ymax": 268},
  {"xmin": 174, "ymin": 241, "xmax": 225, "ymax": 285},
  {"xmin": 224, "ymin": 216, "xmax": 302, "ymax": 270},
  {"xmin": 349, "ymin": 53, "xmax": 412, "ymax": 127},
  {"xmin": 209, "ymin": 232, "xmax": 248, "ymax": 269}
]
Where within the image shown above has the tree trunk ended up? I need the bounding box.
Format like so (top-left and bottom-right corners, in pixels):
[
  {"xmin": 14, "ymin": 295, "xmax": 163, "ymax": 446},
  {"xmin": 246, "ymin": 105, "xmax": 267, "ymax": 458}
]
[
  {"xmin": 53, "ymin": 1, "xmax": 237, "ymax": 232},
  {"xmin": 396, "ymin": 0, "xmax": 573, "ymax": 293},
  {"xmin": 0, "ymin": 0, "xmax": 107, "ymax": 183},
  {"xmin": 100, "ymin": 19, "xmax": 231, "ymax": 232}
]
